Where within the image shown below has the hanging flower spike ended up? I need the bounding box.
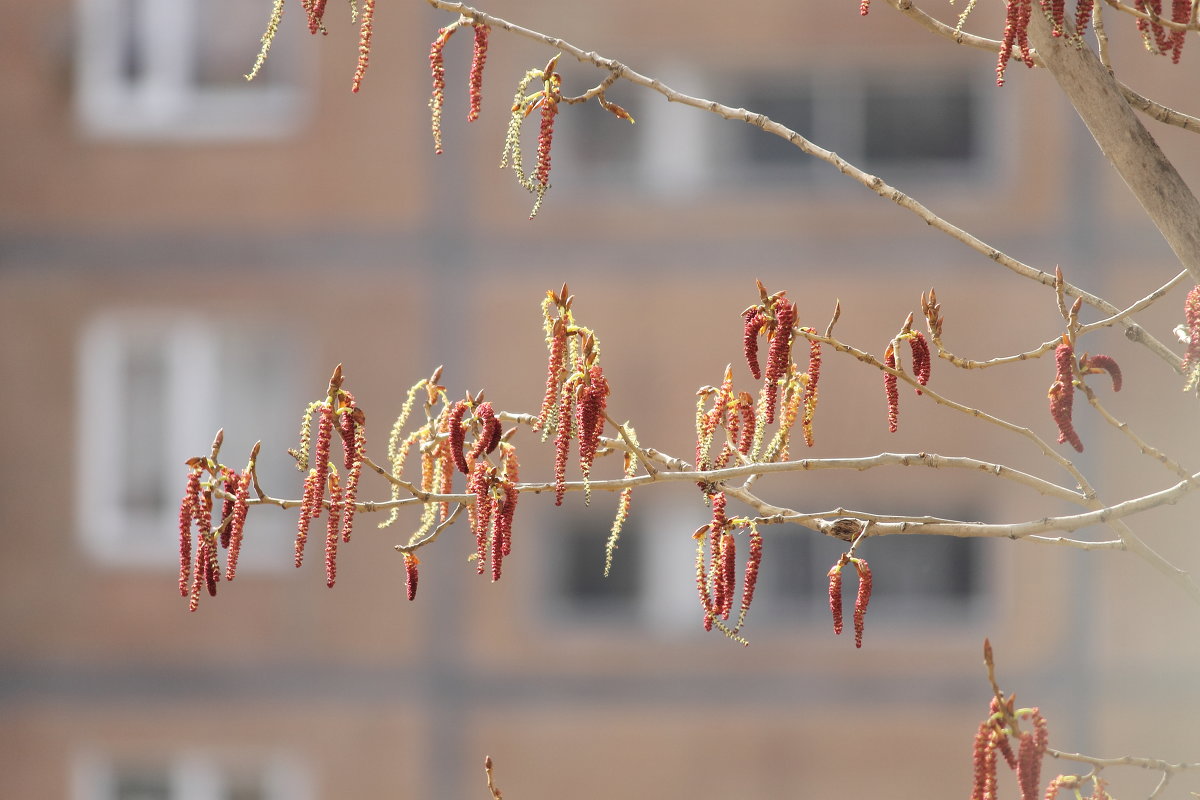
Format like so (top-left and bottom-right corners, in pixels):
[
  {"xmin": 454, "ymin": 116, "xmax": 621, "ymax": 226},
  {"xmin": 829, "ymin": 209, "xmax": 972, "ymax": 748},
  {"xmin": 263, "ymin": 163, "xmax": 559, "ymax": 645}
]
[
  {"xmin": 312, "ymin": 403, "xmax": 334, "ymax": 517},
  {"xmin": 1074, "ymin": 0, "xmax": 1095, "ymax": 40},
  {"xmin": 1044, "ymin": 0, "xmax": 1066, "ymax": 37},
  {"xmin": 538, "ymin": 317, "xmax": 568, "ymax": 432},
  {"xmin": 827, "ymin": 557, "xmax": 845, "ymax": 635},
  {"xmin": 764, "ymin": 296, "xmax": 796, "ymax": 425},
  {"xmin": 1079, "ymin": 353, "xmax": 1122, "ymax": 392},
  {"xmin": 694, "ymin": 525, "xmax": 715, "ymax": 631},
  {"xmin": 576, "ymin": 365, "xmax": 610, "ymax": 504},
  {"xmin": 468, "ymin": 24, "xmax": 490, "ymax": 122},
  {"xmin": 800, "ymin": 331, "xmax": 821, "ymax": 447},
  {"xmin": 743, "ymin": 307, "xmax": 765, "ymax": 380},
  {"xmin": 448, "ymin": 399, "xmax": 470, "ymax": 474},
  {"xmin": 1049, "ymin": 339, "xmax": 1083, "ymax": 452},
  {"xmin": 970, "ymin": 717, "xmax": 1000, "ymax": 800},
  {"xmin": 1182, "ymin": 285, "xmax": 1200, "ymax": 388},
  {"xmin": 1016, "ymin": 710, "xmax": 1049, "ymax": 800},
  {"xmin": 907, "ymin": 330, "xmax": 931, "ymax": 394},
  {"xmin": 469, "ymin": 461, "xmax": 495, "ymax": 574},
  {"xmin": 404, "ymin": 552, "xmax": 420, "ymax": 601},
  {"xmin": 325, "ymin": 471, "xmax": 343, "ymax": 588},
  {"xmin": 851, "ymin": 556, "xmax": 872, "ymax": 648},
  {"xmin": 224, "ymin": 463, "xmax": 253, "ymax": 582},
  {"xmin": 245, "ymin": 0, "xmax": 285, "ymax": 81},
  {"xmin": 497, "ymin": 442, "xmax": 520, "ymax": 556},
  {"xmin": 605, "ymin": 446, "xmax": 639, "ymax": 578},
  {"xmin": 303, "ymin": 0, "xmax": 328, "ymax": 35},
  {"xmin": 350, "ymin": 0, "xmax": 376, "ymax": 93},
  {"xmin": 529, "ymin": 75, "xmax": 560, "ymax": 219},
  {"xmin": 884, "ymin": 343, "xmax": 900, "ymax": 432},
  {"xmin": 178, "ymin": 468, "xmax": 201, "ymax": 597},
  {"xmin": 736, "ymin": 392, "xmax": 756, "ymax": 455},
  {"xmin": 429, "ymin": 21, "xmax": 463, "ymax": 154},
  {"xmin": 997, "ymin": 0, "xmax": 1035, "ymax": 85},
  {"xmin": 737, "ymin": 523, "xmax": 763, "ymax": 629},
  {"xmin": 340, "ymin": 421, "xmax": 366, "ymax": 544},
  {"xmin": 717, "ymin": 532, "xmax": 737, "ymax": 619},
  {"xmin": 296, "ymin": 468, "xmax": 319, "ymax": 567},
  {"xmin": 469, "ymin": 402, "xmax": 502, "ymax": 458},
  {"xmin": 860, "ymin": 0, "xmax": 871, "ymax": 14},
  {"xmin": 1169, "ymin": 0, "xmax": 1188, "ymax": 62},
  {"xmin": 553, "ymin": 374, "xmax": 577, "ymax": 506}
]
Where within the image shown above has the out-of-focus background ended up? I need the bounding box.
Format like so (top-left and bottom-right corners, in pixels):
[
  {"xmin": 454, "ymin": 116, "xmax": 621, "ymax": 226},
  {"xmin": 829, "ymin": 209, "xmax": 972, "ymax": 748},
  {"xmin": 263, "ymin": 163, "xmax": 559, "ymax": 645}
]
[{"xmin": 2, "ymin": 1, "xmax": 1199, "ymax": 797}]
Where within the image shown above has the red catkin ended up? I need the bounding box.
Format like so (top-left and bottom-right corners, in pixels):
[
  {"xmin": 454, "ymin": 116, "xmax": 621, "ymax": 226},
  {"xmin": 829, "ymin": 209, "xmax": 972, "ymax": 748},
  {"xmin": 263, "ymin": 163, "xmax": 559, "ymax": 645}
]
[
  {"xmin": 827, "ymin": 563, "xmax": 844, "ymax": 635},
  {"xmin": 718, "ymin": 532, "xmax": 737, "ymax": 619},
  {"xmin": 740, "ymin": 526, "xmax": 763, "ymax": 621},
  {"xmin": 295, "ymin": 469, "xmax": 319, "ymax": 567},
  {"xmin": 448, "ymin": 400, "xmax": 470, "ymax": 474},
  {"xmin": 178, "ymin": 471, "xmax": 200, "ymax": 596},
  {"xmin": 534, "ymin": 95, "xmax": 558, "ymax": 191},
  {"xmin": 764, "ymin": 298, "xmax": 796, "ymax": 425},
  {"xmin": 224, "ymin": 470, "xmax": 251, "ymax": 581},
  {"xmin": 1183, "ymin": 286, "xmax": 1200, "ymax": 374},
  {"xmin": 908, "ymin": 331, "xmax": 931, "ymax": 393},
  {"xmin": 743, "ymin": 308, "xmax": 764, "ymax": 380},
  {"xmin": 576, "ymin": 366, "xmax": 610, "ymax": 488},
  {"xmin": 1080, "ymin": 353, "xmax": 1122, "ymax": 392},
  {"xmin": 428, "ymin": 23, "xmax": 458, "ymax": 154},
  {"xmin": 469, "ymin": 402, "xmax": 500, "ymax": 459},
  {"xmin": 404, "ymin": 553, "xmax": 419, "ymax": 601},
  {"xmin": 324, "ymin": 473, "xmax": 343, "ymax": 588},
  {"xmin": 884, "ymin": 345, "xmax": 900, "ymax": 433},
  {"xmin": 1049, "ymin": 341, "xmax": 1083, "ymax": 452},
  {"xmin": 312, "ymin": 404, "xmax": 333, "ymax": 517},
  {"xmin": 350, "ymin": 0, "xmax": 375, "ymax": 93},
  {"xmin": 470, "ymin": 461, "xmax": 494, "ymax": 573},
  {"xmin": 553, "ymin": 379, "xmax": 575, "ymax": 506},
  {"xmin": 1075, "ymin": 0, "xmax": 1094, "ymax": 39},
  {"xmin": 340, "ymin": 424, "xmax": 365, "ymax": 543},
  {"xmin": 219, "ymin": 468, "xmax": 239, "ymax": 549},
  {"xmin": 468, "ymin": 24, "xmax": 489, "ymax": 122},
  {"xmin": 538, "ymin": 319, "xmax": 567, "ymax": 430},
  {"xmin": 852, "ymin": 557, "xmax": 872, "ymax": 648}
]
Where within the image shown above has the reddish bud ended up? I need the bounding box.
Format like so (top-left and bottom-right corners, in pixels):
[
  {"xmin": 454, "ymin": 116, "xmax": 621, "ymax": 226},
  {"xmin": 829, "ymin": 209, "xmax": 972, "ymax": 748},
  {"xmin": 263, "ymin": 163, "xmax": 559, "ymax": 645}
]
[{"xmin": 1079, "ymin": 353, "xmax": 1121, "ymax": 392}]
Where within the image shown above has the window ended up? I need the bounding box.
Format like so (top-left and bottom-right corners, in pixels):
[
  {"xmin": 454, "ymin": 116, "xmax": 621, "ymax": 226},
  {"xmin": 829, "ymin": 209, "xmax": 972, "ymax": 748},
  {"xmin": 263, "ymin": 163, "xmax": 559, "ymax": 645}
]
[
  {"xmin": 76, "ymin": 312, "xmax": 303, "ymax": 569},
  {"xmin": 72, "ymin": 751, "xmax": 312, "ymax": 800},
  {"xmin": 720, "ymin": 68, "xmax": 996, "ymax": 187},
  {"xmin": 74, "ymin": 0, "xmax": 310, "ymax": 140},
  {"xmin": 546, "ymin": 505, "xmax": 645, "ymax": 621}
]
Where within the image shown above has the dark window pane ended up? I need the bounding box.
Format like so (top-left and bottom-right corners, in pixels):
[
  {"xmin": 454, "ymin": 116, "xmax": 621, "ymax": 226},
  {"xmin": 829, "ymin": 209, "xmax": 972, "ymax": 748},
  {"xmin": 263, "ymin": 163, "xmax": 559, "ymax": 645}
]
[
  {"xmin": 740, "ymin": 84, "xmax": 815, "ymax": 166},
  {"xmin": 553, "ymin": 510, "xmax": 641, "ymax": 615},
  {"xmin": 863, "ymin": 81, "xmax": 975, "ymax": 164},
  {"xmin": 114, "ymin": 768, "xmax": 171, "ymax": 800}
]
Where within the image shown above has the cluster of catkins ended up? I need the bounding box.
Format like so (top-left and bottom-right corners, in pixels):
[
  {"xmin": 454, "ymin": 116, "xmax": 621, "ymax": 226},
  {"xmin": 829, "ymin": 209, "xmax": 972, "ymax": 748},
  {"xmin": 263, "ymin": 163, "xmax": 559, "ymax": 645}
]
[
  {"xmin": 882, "ymin": 317, "xmax": 932, "ymax": 433},
  {"xmin": 177, "ymin": 432, "xmax": 256, "ymax": 612},
  {"xmin": 971, "ymin": 693, "xmax": 1050, "ymax": 800},
  {"xmin": 291, "ymin": 365, "xmax": 368, "ymax": 589},
  {"xmin": 428, "ymin": 16, "xmax": 491, "ymax": 154},
  {"xmin": 245, "ymin": 0, "xmax": 378, "ymax": 91},
  {"xmin": 693, "ymin": 491, "xmax": 764, "ymax": 642},
  {"xmin": 1047, "ymin": 336, "xmax": 1122, "ymax": 453},
  {"xmin": 383, "ymin": 373, "xmax": 523, "ymax": 593},
  {"xmin": 827, "ymin": 552, "xmax": 873, "ymax": 648},
  {"xmin": 535, "ymin": 284, "xmax": 612, "ymax": 506}
]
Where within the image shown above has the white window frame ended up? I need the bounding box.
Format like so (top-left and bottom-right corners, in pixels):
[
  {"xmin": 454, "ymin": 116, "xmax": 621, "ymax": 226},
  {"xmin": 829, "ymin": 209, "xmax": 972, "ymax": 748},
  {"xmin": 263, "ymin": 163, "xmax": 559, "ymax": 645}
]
[
  {"xmin": 76, "ymin": 311, "xmax": 299, "ymax": 571},
  {"xmin": 72, "ymin": 749, "xmax": 313, "ymax": 800},
  {"xmin": 74, "ymin": 0, "xmax": 310, "ymax": 141}
]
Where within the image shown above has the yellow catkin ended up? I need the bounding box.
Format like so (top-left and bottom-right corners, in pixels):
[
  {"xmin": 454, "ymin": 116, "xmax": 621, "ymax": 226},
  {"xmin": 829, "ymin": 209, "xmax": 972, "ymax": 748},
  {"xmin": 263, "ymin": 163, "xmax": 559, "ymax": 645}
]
[
  {"xmin": 604, "ymin": 438, "xmax": 640, "ymax": 577},
  {"xmin": 292, "ymin": 400, "xmax": 324, "ymax": 471},
  {"xmin": 245, "ymin": 0, "xmax": 286, "ymax": 81}
]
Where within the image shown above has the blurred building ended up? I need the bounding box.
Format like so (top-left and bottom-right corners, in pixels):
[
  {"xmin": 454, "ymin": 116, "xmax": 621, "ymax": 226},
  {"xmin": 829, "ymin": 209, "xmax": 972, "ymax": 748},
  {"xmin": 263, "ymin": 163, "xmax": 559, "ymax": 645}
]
[{"xmin": 2, "ymin": 1, "xmax": 1199, "ymax": 798}]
